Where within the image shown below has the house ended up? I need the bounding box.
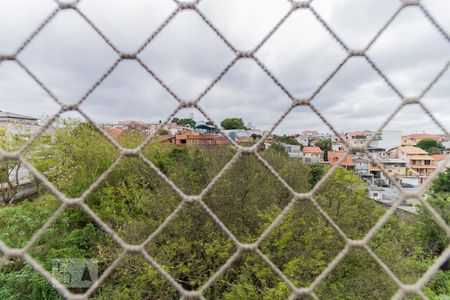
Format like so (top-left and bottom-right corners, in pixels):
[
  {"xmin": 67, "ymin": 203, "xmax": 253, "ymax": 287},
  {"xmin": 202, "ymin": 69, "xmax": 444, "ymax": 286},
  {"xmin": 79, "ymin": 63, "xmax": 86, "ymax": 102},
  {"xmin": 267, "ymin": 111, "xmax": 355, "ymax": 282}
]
[
  {"xmin": 388, "ymin": 146, "xmax": 436, "ymax": 183},
  {"xmin": 380, "ymin": 158, "xmax": 408, "ymax": 178},
  {"xmin": 282, "ymin": 144, "xmax": 302, "ymax": 158},
  {"xmin": 442, "ymin": 141, "xmax": 450, "ymax": 155},
  {"xmin": 432, "ymin": 154, "xmax": 449, "ymax": 171},
  {"xmin": 354, "ymin": 158, "xmax": 370, "ymax": 176},
  {"xmin": 296, "ymin": 135, "xmax": 309, "ymax": 147},
  {"xmin": 0, "ymin": 111, "xmax": 41, "ymax": 190},
  {"xmin": 195, "ymin": 124, "xmax": 218, "ymax": 134},
  {"xmin": 161, "ymin": 131, "xmax": 229, "ymax": 146},
  {"xmin": 0, "ymin": 110, "xmax": 40, "ymax": 136},
  {"xmin": 327, "ymin": 151, "xmax": 354, "ymax": 170},
  {"xmin": 368, "ymin": 185, "xmax": 384, "ymax": 202},
  {"xmin": 344, "ymin": 131, "xmax": 369, "ymax": 147},
  {"xmin": 401, "ymin": 133, "xmax": 447, "ymax": 146},
  {"xmin": 302, "ymin": 146, "xmax": 323, "ymax": 163}
]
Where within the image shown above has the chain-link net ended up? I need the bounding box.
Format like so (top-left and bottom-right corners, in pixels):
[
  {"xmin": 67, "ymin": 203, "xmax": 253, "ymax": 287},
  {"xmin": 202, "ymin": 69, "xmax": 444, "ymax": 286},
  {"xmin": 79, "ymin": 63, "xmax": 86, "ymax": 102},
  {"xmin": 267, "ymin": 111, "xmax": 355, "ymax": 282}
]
[{"xmin": 0, "ymin": 0, "xmax": 449, "ymax": 299}]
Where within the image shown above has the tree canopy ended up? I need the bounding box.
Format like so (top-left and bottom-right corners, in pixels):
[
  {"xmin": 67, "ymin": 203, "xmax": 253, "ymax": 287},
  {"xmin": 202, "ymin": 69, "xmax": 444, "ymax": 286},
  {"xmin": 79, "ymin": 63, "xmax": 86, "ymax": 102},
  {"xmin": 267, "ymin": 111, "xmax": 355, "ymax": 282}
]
[
  {"xmin": 220, "ymin": 118, "xmax": 247, "ymax": 130},
  {"xmin": 315, "ymin": 138, "xmax": 332, "ymax": 151},
  {"xmin": 416, "ymin": 138, "xmax": 444, "ymax": 154},
  {"xmin": 0, "ymin": 121, "xmax": 449, "ymax": 299},
  {"xmin": 272, "ymin": 135, "xmax": 301, "ymax": 146},
  {"xmin": 172, "ymin": 117, "xmax": 196, "ymax": 128}
]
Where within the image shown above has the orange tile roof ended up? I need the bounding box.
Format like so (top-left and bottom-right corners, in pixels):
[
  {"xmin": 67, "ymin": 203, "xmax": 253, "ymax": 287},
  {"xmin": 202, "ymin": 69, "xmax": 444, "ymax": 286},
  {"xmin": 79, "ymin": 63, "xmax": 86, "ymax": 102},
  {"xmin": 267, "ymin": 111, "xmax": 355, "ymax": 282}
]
[
  {"xmin": 327, "ymin": 151, "xmax": 354, "ymax": 166},
  {"xmin": 431, "ymin": 154, "xmax": 447, "ymax": 161},
  {"xmin": 303, "ymin": 146, "xmax": 322, "ymax": 154},
  {"xmin": 347, "ymin": 131, "xmax": 367, "ymax": 137}
]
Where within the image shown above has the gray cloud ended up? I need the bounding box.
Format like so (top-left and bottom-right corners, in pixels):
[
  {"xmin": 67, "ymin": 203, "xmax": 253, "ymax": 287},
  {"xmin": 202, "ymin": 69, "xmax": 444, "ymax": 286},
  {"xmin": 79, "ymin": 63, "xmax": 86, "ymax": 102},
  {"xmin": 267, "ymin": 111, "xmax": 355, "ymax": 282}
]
[{"xmin": 0, "ymin": 0, "xmax": 448, "ymax": 135}]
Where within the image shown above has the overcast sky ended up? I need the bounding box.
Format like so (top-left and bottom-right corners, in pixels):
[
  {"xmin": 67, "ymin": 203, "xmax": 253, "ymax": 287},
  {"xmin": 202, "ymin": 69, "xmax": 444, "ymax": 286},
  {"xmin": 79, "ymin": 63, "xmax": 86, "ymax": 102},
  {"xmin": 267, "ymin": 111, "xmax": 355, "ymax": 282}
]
[{"xmin": 0, "ymin": 0, "xmax": 449, "ymax": 136}]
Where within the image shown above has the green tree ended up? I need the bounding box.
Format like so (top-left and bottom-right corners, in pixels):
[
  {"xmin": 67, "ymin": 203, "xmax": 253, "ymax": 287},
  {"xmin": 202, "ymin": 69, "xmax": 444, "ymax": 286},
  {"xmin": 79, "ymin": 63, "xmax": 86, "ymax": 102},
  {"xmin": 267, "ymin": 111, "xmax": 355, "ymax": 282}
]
[
  {"xmin": 431, "ymin": 168, "xmax": 450, "ymax": 194},
  {"xmin": 323, "ymin": 147, "xmax": 329, "ymax": 161},
  {"xmin": 250, "ymin": 133, "xmax": 262, "ymax": 141},
  {"xmin": 417, "ymin": 138, "xmax": 444, "ymax": 154},
  {"xmin": 172, "ymin": 117, "xmax": 196, "ymax": 128},
  {"xmin": 0, "ymin": 126, "xmax": 30, "ymax": 205},
  {"xmin": 272, "ymin": 135, "xmax": 301, "ymax": 146},
  {"xmin": 315, "ymin": 138, "xmax": 332, "ymax": 151},
  {"xmin": 220, "ymin": 118, "xmax": 247, "ymax": 130}
]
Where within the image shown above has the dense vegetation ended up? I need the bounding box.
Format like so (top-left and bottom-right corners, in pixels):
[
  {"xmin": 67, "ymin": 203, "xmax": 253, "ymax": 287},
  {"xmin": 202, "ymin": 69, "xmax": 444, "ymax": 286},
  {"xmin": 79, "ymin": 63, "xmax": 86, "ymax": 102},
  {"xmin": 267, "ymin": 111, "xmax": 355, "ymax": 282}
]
[{"xmin": 0, "ymin": 122, "xmax": 449, "ymax": 299}]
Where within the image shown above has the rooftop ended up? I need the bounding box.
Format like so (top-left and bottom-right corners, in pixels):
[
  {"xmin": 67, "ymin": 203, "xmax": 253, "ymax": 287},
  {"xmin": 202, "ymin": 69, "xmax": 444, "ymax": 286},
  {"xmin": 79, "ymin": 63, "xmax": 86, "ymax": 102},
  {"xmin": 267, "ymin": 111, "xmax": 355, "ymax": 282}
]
[
  {"xmin": 303, "ymin": 146, "xmax": 322, "ymax": 154},
  {"xmin": 431, "ymin": 154, "xmax": 447, "ymax": 161},
  {"xmin": 0, "ymin": 110, "xmax": 38, "ymax": 121},
  {"xmin": 328, "ymin": 151, "xmax": 355, "ymax": 166},
  {"xmin": 402, "ymin": 133, "xmax": 446, "ymax": 139},
  {"xmin": 398, "ymin": 146, "xmax": 429, "ymax": 155}
]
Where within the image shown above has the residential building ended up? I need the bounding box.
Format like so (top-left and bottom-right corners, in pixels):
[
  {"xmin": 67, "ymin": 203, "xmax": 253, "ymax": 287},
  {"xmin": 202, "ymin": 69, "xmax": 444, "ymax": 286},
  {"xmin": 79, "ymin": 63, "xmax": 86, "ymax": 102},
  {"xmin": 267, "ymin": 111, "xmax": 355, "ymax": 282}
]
[
  {"xmin": 282, "ymin": 144, "xmax": 302, "ymax": 158},
  {"xmin": 401, "ymin": 133, "xmax": 448, "ymax": 146},
  {"xmin": 432, "ymin": 154, "xmax": 449, "ymax": 171},
  {"xmin": 354, "ymin": 158, "xmax": 370, "ymax": 176},
  {"xmin": 195, "ymin": 124, "xmax": 218, "ymax": 134},
  {"xmin": 0, "ymin": 110, "xmax": 40, "ymax": 136},
  {"xmin": 161, "ymin": 131, "xmax": 229, "ymax": 146},
  {"xmin": 380, "ymin": 158, "xmax": 408, "ymax": 178},
  {"xmin": 296, "ymin": 135, "xmax": 309, "ymax": 147},
  {"xmin": 302, "ymin": 146, "xmax": 323, "ymax": 163},
  {"xmin": 327, "ymin": 151, "xmax": 354, "ymax": 170},
  {"xmin": 442, "ymin": 141, "xmax": 450, "ymax": 155},
  {"xmin": 368, "ymin": 185, "xmax": 384, "ymax": 202},
  {"xmin": 0, "ymin": 111, "xmax": 41, "ymax": 185},
  {"xmin": 354, "ymin": 157, "xmax": 374, "ymax": 183},
  {"xmin": 388, "ymin": 146, "xmax": 436, "ymax": 183},
  {"xmin": 344, "ymin": 131, "xmax": 369, "ymax": 147}
]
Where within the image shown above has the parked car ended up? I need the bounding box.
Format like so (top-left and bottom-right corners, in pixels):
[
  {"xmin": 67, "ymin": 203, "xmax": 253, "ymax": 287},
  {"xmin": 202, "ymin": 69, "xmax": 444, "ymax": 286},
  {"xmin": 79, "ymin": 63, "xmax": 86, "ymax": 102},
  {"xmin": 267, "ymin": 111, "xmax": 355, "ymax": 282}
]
[{"xmin": 401, "ymin": 183, "xmax": 415, "ymax": 188}]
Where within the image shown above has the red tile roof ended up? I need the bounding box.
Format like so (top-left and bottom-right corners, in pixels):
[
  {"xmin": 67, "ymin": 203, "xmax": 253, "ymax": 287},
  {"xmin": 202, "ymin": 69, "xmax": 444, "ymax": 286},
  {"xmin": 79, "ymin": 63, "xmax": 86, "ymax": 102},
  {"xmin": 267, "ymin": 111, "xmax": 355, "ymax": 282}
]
[
  {"xmin": 431, "ymin": 154, "xmax": 447, "ymax": 161},
  {"xmin": 347, "ymin": 131, "xmax": 367, "ymax": 137},
  {"xmin": 303, "ymin": 146, "xmax": 322, "ymax": 154},
  {"xmin": 327, "ymin": 151, "xmax": 354, "ymax": 167}
]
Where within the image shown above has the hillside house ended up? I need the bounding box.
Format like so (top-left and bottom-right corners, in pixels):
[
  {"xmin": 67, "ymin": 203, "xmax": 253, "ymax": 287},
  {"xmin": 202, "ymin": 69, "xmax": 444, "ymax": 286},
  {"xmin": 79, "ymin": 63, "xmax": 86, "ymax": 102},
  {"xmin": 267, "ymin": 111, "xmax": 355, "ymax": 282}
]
[
  {"xmin": 327, "ymin": 151, "xmax": 354, "ymax": 170},
  {"xmin": 302, "ymin": 146, "xmax": 323, "ymax": 163},
  {"xmin": 388, "ymin": 146, "xmax": 435, "ymax": 183}
]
